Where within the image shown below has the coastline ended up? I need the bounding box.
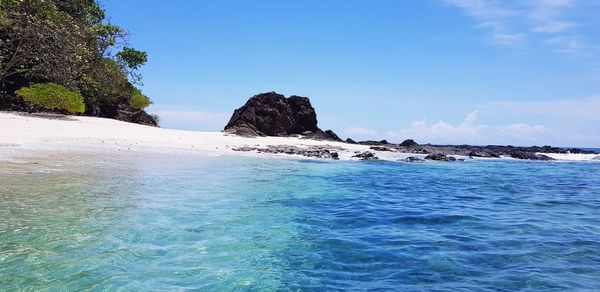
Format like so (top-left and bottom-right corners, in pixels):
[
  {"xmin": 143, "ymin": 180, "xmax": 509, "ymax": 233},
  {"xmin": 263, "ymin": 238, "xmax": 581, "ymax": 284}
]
[
  {"xmin": 1, "ymin": 112, "xmax": 598, "ymax": 163},
  {"xmin": 0, "ymin": 111, "xmax": 374, "ymax": 161}
]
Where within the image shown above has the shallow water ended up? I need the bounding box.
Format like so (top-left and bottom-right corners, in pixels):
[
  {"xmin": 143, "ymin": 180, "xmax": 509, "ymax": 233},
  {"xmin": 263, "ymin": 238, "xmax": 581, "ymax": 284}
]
[{"xmin": 1, "ymin": 152, "xmax": 600, "ymax": 290}]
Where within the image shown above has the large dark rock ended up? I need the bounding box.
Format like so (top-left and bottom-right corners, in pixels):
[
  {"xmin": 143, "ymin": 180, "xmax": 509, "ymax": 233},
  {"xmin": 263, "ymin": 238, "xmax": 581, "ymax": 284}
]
[
  {"xmin": 224, "ymin": 92, "xmax": 340, "ymax": 141},
  {"xmin": 399, "ymin": 139, "xmax": 418, "ymax": 147}
]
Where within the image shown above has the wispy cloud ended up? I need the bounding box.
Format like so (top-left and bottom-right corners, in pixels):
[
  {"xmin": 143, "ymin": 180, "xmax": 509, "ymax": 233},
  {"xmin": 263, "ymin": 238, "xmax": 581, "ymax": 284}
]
[
  {"xmin": 444, "ymin": 0, "xmax": 523, "ymax": 45},
  {"xmin": 532, "ymin": 21, "xmax": 574, "ymax": 33},
  {"xmin": 442, "ymin": 0, "xmax": 594, "ymax": 56}
]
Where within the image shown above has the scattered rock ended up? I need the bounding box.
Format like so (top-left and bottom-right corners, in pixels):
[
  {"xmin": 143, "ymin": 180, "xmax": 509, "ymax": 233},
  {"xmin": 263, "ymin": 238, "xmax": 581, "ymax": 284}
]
[
  {"xmin": 510, "ymin": 152, "xmax": 554, "ymax": 161},
  {"xmin": 370, "ymin": 146, "xmax": 394, "ymax": 152},
  {"xmin": 402, "ymin": 156, "xmax": 424, "ymax": 162},
  {"xmin": 425, "ymin": 154, "xmax": 456, "ymax": 162},
  {"xmin": 352, "ymin": 151, "xmax": 379, "ymax": 161},
  {"xmin": 358, "ymin": 140, "xmax": 389, "ymax": 145},
  {"xmin": 232, "ymin": 145, "xmax": 341, "ymax": 160}
]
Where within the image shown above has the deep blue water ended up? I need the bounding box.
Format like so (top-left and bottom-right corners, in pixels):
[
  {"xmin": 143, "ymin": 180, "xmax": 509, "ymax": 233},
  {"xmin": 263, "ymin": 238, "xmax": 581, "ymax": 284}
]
[{"xmin": 1, "ymin": 153, "xmax": 600, "ymax": 290}]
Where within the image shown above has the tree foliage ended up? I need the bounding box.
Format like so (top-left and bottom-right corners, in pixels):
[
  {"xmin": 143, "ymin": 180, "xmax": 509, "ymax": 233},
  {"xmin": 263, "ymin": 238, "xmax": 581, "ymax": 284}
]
[
  {"xmin": 16, "ymin": 83, "xmax": 85, "ymax": 113},
  {"xmin": 130, "ymin": 88, "xmax": 151, "ymax": 110},
  {"xmin": 117, "ymin": 47, "xmax": 147, "ymax": 85},
  {"xmin": 0, "ymin": 0, "xmax": 152, "ymax": 118}
]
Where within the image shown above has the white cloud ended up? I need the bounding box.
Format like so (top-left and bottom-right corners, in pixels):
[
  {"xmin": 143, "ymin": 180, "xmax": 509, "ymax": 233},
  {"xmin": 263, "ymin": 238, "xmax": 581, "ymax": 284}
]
[
  {"xmin": 386, "ymin": 111, "xmax": 489, "ymax": 144},
  {"xmin": 339, "ymin": 97, "xmax": 600, "ymax": 147},
  {"xmin": 387, "ymin": 118, "xmax": 488, "ymax": 144},
  {"xmin": 464, "ymin": 110, "xmax": 479, "ymax": 123},
  {"xmin": 148, "ymin": 105, "xmax": 230, "ymax": 131},
  {"xmin": 344, "ymin": 127, "xmax": 378, "ymax": 139},
  {"xmin": 444, "ymin": 0, "xmax": 521, "ymax": 45},
  {"xmin": 498, "ymin": 123, "xmax": 553, "ymax": 139},
  {"xmin": 386, "ymin": 115, "xmax": 553, "ymax": 146}
]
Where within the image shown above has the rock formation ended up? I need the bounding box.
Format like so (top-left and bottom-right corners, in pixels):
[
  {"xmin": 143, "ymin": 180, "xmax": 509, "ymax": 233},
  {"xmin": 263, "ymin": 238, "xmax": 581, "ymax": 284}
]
[{"xmin": 224, "ymin": 92, "xmax": 340, "ymax": 141}]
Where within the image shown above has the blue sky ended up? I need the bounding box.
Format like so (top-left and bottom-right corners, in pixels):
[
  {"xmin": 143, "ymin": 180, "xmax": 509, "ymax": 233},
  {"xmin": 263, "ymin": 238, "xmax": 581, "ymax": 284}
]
[{"xmin": 104, "ymin": 0, "xmax": 600, "ymax": 147}]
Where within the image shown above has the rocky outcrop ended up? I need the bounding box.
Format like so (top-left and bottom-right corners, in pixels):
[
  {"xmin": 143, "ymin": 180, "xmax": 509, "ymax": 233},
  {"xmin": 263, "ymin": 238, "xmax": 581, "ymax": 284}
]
[
  {"xmin": 224, "ymin": 92, "xmax": 340, "ymax": 141},
  {"xmin": 399, "ymin": 139, "xmax": 418, "ymax": 147}
]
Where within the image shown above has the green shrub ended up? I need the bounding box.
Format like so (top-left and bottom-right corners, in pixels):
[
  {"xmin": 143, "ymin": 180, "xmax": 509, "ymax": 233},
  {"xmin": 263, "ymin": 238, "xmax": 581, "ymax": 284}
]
[
  {"xmin": 129, "ymin": 88, "xmax": 151, "ymax": 110},
  {"xmin": 16, "ymin": 83, "xmax": 85, "ymax": 113}
]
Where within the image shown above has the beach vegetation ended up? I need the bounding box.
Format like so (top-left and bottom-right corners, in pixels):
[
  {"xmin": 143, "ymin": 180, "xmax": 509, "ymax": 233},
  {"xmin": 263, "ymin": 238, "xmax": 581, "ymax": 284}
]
[
  {"xmin": 0, "ymin": 0, "xmax": 156, "ymax": 123},
  {"xmin": 16, "ymin": 83, "xmax": 85, "ymax": 113},
  {"xmin": 130, "ymin": 88, "xmax": 151, "ymax": 110}
]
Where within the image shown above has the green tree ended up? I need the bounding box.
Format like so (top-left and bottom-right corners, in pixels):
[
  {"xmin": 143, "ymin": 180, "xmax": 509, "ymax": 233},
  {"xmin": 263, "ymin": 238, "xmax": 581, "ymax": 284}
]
[
  {"xmin": 117, "ymin": 47, "xmax": 148, "ymax": 85},
  {"xmin": 0, "ymin": 0, "xmax": 154, "ymax": 122}
]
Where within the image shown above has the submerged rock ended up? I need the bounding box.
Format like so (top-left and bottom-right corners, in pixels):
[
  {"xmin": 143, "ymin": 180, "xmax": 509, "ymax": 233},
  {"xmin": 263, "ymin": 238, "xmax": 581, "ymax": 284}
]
[{"xmin": 224, "ymin": 92, "xmax": 341, "ymax": 141}]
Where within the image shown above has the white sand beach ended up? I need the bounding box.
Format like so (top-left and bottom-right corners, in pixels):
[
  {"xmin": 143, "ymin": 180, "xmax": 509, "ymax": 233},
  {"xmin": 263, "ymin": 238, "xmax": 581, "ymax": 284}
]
[
  {"xmin": 2, "ymin": 112, "xmax": 598, "ymax": 163},
  {"xmin": 0, "ymin": 111, "xmax": 398, "ymax": 161}
]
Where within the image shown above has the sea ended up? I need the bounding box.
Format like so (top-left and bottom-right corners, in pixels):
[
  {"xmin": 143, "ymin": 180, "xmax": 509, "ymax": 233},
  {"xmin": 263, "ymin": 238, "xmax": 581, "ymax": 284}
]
[{"xmin": 1, "ymin": 150, "xmax": 600, "ymax": 290}]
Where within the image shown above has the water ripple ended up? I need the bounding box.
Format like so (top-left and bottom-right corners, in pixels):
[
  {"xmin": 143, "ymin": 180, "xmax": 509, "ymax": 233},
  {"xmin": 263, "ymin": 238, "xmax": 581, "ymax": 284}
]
[{"xmin": 1, "ymin": 154, "xmax": 600, "ymax": 290}]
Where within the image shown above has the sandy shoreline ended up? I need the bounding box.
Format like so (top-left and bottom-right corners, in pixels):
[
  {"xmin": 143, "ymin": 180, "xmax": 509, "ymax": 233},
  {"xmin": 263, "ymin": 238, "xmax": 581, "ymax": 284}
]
[
  {"xmin": 2, "ymin": 112, "xmax": 598, "ymax": 163},
  {"xmin": 0, "ymin": 111, "xmax": 395, "ymax": 161}
]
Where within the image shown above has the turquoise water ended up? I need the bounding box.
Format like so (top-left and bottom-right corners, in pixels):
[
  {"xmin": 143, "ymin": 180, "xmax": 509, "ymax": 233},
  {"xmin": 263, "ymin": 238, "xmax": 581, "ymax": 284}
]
[{"xmin": 1, "ymin": 152, "xmax": 600, "ymax": 290}]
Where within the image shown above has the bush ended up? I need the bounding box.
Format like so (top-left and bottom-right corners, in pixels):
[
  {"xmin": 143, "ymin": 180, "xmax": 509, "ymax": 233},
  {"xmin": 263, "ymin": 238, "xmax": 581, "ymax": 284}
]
[
  {"xmin": 129, "ymin": 88, "xmax": 151, "ymax": 110},
  {"xmin": 16, "ymin": 83, "xmax": 85, "ymax": 113}
]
